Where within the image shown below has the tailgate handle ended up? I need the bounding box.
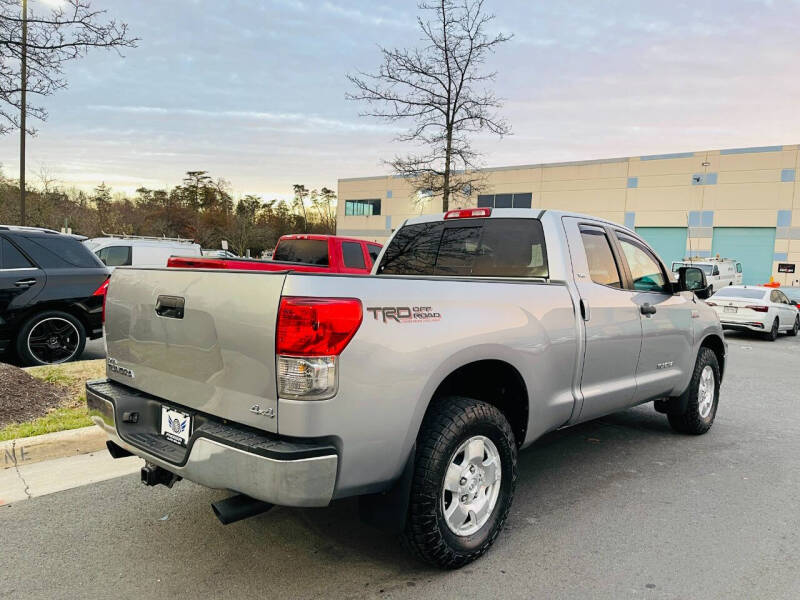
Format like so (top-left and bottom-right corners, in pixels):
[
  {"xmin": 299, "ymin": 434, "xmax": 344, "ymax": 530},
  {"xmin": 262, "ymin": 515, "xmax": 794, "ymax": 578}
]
[{"xmin": 155, "ymin": 295, "xmax": 185, "ymax": 319}]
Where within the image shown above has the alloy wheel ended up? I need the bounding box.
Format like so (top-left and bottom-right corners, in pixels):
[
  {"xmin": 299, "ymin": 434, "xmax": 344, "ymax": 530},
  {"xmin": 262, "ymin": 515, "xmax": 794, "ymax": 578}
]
[
  {"xmin": 441, "ymin": 435, "xmax": 502, "ymax": 536},
  {"xmin": 27, "ymin": 317, "xmax": 80, "ymax": 364},
  {"xmin": 697, "ymin": 365, "xmax": 715, "ymax": 419}
]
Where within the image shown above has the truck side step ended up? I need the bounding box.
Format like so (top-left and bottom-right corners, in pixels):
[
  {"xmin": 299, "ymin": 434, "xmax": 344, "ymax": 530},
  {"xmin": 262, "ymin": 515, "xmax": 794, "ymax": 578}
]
[{"xmin": 211, "ymin": 494, "xmax": 274, "ymax": 525}]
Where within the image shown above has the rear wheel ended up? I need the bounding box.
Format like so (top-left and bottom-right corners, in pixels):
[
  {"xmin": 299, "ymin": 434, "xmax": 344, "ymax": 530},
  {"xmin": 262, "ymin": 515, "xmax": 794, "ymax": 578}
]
[
  {"xmin": 667, "ymin": 347, "xmax": 720, "ymax": 435},
  {"xmin": 763, "ymin": 318, "xmax": 779, "ymax": 341},
  {"xmin": 403, "ymin": 396, "xmax": 517, "ymax": 569},
  {"xmin": 787, "ymin": 316, "xmax": 799, "ymax": 337},
  {"xmin": 15, "ymin": 310, "xmax": 86, "ymax": 366}
]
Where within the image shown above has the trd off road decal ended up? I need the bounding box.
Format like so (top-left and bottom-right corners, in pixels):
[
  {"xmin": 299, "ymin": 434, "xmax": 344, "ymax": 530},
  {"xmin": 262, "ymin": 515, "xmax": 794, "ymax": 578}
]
[{"xmin": 366, "ymin": 306, "xmax": 442, "ymax": 324}]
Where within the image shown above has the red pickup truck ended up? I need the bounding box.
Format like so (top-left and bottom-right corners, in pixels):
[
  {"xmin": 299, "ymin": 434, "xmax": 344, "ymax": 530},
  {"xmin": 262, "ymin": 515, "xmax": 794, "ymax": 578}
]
[{"xmin": 167, "ymin": 234, "xmax": 383, "ymax": 275}]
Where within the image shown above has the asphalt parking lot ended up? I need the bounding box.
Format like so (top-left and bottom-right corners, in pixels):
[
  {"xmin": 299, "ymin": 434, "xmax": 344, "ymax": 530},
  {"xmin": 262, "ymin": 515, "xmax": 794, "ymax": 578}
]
[{"xmin": 2, "ymin": 331, "xmax": 799, "ymax": 600}]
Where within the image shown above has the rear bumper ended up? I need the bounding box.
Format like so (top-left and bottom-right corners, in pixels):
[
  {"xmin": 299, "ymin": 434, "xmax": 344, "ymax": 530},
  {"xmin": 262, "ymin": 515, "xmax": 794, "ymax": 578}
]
[
  {"xmin": 721, "ymin": 321, "xmax": 765, "ymax": 332},
  {"xmin": 86, "ymin": 379, "xmax": 338, "ymax": 507}
]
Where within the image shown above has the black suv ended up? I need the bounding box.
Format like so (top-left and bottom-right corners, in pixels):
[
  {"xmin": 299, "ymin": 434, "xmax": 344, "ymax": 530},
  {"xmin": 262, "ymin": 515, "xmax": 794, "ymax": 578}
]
[{"xmin": 0, "ymin": 226, "xmax": 109, "ymax": 365}]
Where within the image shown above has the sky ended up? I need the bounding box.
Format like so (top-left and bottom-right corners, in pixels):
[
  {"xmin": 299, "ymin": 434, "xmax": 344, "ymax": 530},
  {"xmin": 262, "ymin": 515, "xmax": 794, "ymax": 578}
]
[{"xmin": 2, "ymin": 0, "xmax": 800, "ymax": 199}]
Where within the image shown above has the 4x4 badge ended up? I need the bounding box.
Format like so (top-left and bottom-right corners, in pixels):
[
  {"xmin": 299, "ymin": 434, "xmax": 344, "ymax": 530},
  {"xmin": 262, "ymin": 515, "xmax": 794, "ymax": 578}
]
[{"xmin": 250, "ymin": 404, "xmax": 275, "ymax": 418}]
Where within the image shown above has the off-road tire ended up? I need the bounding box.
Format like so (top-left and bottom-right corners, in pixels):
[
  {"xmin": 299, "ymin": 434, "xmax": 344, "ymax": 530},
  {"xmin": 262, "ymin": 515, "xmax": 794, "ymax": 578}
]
[
  {"xmin": 667, "ymin": 347, "xmax": 721, "ymax": 435},
  {"xmin": 15, "ymin": 310, "xmax": 86, "ymax": 366},
  {"xmin": 787, "ymin": 316, "xmax": 799, "ymax": 337},
  {"xmin": 403, "ymin": 396, "xmax": 517, "ymax": 569}
]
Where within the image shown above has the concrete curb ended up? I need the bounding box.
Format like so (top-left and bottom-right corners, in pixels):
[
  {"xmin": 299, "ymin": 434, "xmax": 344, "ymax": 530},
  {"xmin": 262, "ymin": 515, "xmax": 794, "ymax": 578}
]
[{"xmin": 1, "ymin": 426, "xmax": 107, "ymax": 470}]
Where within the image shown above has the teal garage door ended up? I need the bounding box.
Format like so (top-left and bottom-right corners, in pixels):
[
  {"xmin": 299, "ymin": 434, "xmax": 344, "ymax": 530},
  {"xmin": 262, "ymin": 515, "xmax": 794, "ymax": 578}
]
[
  {"xmin": 635, "ymin": 227, "xmax": 688, "ymax": 267},
  {"xmin": 711, "ymin": 227, "xmax": 776, "ymax": 285}
]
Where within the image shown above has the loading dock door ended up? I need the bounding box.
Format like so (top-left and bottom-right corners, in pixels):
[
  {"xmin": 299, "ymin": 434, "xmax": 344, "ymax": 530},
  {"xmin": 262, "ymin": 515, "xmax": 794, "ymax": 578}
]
[
  {"xmin": 635, "ymin": 227, "xmax": 688, "ymax": 268},
  {"xmin": 711, "ymin": 227, "xmax": 776, "ymax": 285}
]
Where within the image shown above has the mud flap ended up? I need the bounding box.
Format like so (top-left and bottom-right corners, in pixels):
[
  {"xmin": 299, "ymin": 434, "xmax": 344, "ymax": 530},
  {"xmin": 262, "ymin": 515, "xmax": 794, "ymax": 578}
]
[{"xmin": 358, "ymin": 445, "xmax": 415, "ymax": 534}]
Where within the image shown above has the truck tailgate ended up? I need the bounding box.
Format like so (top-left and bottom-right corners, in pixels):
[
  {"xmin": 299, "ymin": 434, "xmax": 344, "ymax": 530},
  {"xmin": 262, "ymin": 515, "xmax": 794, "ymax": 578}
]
[{"xmin": 104, "ymin": 268, "xmax": 285, "ymax": 433}]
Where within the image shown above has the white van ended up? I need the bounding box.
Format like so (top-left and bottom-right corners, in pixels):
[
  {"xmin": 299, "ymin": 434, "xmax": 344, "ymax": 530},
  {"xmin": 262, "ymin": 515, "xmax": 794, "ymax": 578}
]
[
  {"xmin": 84, "ymin": 234, "xmax": 202, "ymax": 268},
  {"xmin": 671, "ymin": 257, "xmax": 743, "ymax": 291}
]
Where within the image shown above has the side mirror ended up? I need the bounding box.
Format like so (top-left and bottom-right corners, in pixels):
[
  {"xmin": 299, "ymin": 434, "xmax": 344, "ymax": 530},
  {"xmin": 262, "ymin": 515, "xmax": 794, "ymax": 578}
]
[{"xmin": 678, "ymin": 266, "xmax": 711, "ymax": 299}]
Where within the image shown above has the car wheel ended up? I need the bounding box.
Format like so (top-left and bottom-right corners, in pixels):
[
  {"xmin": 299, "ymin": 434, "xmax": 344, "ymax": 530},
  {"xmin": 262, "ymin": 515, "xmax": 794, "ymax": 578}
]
[
  {"xmin": 15, "ymin": 310, "xmax": 86, "ymax": 366},
  {"xmin": 763, "ymin": 318, "xmax": 779, "ymax": 341},
  {"xmin": 787, "ymin": 316, "xmax": 799, "ymax": 337},
  {"xmin": 667, "ymin": 347, "xmax": 721, "ymax": 435},
  {"xmin": 403, "ymin": 396, "xmax": 517, "ymax": 569}
]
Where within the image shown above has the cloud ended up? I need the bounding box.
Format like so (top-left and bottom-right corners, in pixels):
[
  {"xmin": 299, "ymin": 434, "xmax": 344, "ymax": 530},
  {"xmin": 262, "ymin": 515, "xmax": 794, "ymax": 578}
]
[
  {"xmin": 321, "ymin": 2, "xmax": 411, "ymax": 28},
  {"xmin": 87, "ymin": 104, "xmax": 397, "ymax": 133}
]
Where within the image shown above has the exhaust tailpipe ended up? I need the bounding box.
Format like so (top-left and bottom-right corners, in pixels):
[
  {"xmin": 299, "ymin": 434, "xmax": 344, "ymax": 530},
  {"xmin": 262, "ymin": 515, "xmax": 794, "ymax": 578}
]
[
  {"xmin": 211, "ymin": 494, "xmax": 273, "ymax": 525},
  {"xmin": 106, "ymin": 440, "xmax": 133, "ymax": 459}
]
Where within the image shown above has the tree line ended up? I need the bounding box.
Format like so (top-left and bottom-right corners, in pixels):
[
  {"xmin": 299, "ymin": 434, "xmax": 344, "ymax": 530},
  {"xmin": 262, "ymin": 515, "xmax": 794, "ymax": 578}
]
[{"xmin": 0, "ymin": 169, "xmax": 337, "ymax": 256}]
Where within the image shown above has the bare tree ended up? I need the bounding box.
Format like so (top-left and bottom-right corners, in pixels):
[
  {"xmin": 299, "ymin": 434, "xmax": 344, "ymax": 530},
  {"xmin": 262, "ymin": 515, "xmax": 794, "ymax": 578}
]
[
  {"xmin": 292, "ymin": 184, "xmax": 310, "ymax": 233},
  {"xmin": 0, "ymin": 0, "xmax": 137, "ymax": 224},
  {"xmin": 347, "ymin": 0, "xmax": 511, "ymax": 212},
  {"xmin": 310, "ymin": 187, "xmax": 337, "ymax": 234}
]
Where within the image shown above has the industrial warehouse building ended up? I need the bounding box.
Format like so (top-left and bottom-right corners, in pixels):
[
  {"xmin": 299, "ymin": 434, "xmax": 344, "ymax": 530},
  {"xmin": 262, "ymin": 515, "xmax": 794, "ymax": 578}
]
[{"xmin": 337, "ymin": 144, "xmax": 800, "ymax": 285}]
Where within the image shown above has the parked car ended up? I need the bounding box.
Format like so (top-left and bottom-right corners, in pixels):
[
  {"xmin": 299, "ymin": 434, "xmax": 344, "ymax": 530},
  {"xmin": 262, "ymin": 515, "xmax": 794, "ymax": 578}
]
[
  {"xmin": 167, "ymin": 234, "xmax": 382, "ymax": 274},
  {"xmin": 671, "ymin": 257, "xmax": 742, "ymax": 291},
  {"xmin": 84, "ymin": 234, "xmax": 201, "ymax": 268},
  {"xmin": 0, "ymin": 226, "xmax": 109, "ymax": 365},
  {"xmin": 87, "ymin": 208, "xmax": 725, "ymax": 568},
  {"xmin": 707, "ymin": 285, "xmax": 800, "ymax": 340},
  {"xmin": 782, "ymin": 286, "xmax": 800, "ymax": 308}
]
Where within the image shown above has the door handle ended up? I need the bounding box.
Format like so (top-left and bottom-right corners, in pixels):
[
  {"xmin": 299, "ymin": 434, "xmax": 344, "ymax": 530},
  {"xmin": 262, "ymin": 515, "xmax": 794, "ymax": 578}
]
[
  {"xmin": 640, "ymin": 303, "xmax": 657, "ymax": 315},
  {"xmin": 579, "ymin": 298, "xmax": 590, "ymax": 321},
  {"xmin": 155, "ymin": 295, "xmax": 185, "ymax": 319},
  {"xmin": 14, "ymin": 278, "xmax": 36, "ymax": 288}
]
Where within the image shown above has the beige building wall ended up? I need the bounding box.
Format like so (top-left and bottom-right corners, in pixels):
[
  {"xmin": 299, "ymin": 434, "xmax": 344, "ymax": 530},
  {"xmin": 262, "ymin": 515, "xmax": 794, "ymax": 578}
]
[{"xmin": 338, "ymin": 144, "xmax": 800, "ymax": 284}]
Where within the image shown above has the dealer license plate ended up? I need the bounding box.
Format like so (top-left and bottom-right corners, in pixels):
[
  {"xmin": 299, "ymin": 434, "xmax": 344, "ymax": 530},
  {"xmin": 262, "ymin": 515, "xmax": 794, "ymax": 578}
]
[
  {"xmin": 161, "ymin": 406, "xmax": 191, "ymax": 446},
  {"xmin": 724, "ymin": 306, "xmax": 737, "ymax": 313}
]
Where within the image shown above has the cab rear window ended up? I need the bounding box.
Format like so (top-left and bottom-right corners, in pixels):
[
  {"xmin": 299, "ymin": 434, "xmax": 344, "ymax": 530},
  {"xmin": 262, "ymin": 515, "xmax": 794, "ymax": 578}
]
[
  {"xmin": 378, "ymin": 218, "xmax": 548, "ymax": 278},
  {"xmin": 273, "ymin": 240, "xmax": 329, "ymax": 265}
]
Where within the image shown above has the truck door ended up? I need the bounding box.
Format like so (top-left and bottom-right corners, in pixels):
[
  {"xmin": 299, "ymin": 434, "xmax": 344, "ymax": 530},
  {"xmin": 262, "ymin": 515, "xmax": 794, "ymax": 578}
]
[
  {"xmin": 611, "ymin": 230, "xmax": 694, "ymax": 402},
  {"xmin": 562, "ymin": 218, "xmax": 643, "ymax": 422}
]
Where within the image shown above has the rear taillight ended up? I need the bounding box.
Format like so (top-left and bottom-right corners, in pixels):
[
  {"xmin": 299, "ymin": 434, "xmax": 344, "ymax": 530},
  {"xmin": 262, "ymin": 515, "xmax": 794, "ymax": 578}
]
[
  {"xmin": 444, "ymin": 207, "xmax": 492, "ymax": 220},
  {"xmin": 746, "ymin": 304, "xmax": 769, "ymax": 312},
  {"xmin": 93, "ymin": 279, "xmax": 110, "ymax": 323},
  {"xmin": 276, "ymin": 297, "xmax": 362, "ymax": 400}
]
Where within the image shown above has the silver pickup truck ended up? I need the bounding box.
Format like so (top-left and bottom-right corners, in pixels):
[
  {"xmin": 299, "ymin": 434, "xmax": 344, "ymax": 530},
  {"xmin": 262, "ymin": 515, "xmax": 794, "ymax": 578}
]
[{"xmin": 86, "ymin": 208, "xmax": 725, "ymax": 568}]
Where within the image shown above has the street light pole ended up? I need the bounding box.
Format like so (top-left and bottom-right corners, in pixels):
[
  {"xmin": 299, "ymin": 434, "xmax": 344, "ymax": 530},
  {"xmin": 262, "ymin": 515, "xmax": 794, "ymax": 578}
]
[{"xmin": 19, "ymin": 0, "xmax": 28, "ymax": 226}]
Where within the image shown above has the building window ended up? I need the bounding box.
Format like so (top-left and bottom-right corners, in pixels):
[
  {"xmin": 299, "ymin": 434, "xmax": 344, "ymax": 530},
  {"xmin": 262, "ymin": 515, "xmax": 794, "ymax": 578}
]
[
  {"xmin": 345, "ymin": 199, "xmax": 381, "ymax": 216},
  {"xmin": 476, "ymin": 192, "xmax": 532, "ymax": 209}
]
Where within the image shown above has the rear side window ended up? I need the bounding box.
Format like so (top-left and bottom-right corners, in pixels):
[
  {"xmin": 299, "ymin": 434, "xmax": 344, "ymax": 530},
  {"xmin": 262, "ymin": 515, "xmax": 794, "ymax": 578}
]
[
  {"xmin": 580, "ymin": 228, "xmax": 621, "ymax": 288},
  {"xmin": 341, "ymin": 242, "xmax": 366, "ymax": 269},
  {"xmin": 378, "ymin": 219, "xmax": 549, "ymax": 278},
  {"xmin": 97, "ymin": 245, "xmax": 132, "ymax": 267},
  {"xmin": 367, "ymin": 244, "xmax": 381, "ymax": 264},
  {"xmin": 14, "ymin": 235, "xmax": 102, "ymax": 269},
  {"xmin": 1, "ymin": 237, "xmax": 34, "ymax": 269},
  {"xmin": 273, "ymin": 240, "xmax": 329, "ymax": 265}
]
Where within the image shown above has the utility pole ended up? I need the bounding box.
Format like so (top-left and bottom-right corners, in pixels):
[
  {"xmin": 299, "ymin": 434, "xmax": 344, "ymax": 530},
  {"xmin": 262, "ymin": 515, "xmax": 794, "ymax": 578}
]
[{"xmin": 19, "ymin": 0, "xmax": 28, "ymax": 226}]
